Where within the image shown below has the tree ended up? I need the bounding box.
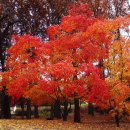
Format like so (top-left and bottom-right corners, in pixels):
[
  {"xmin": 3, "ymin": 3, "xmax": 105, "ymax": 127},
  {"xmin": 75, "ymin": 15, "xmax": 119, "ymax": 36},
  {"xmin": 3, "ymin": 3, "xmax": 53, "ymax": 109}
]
[
  {"xmin": 40, "ymin": 2, "xmax": 124, "ymax": 122},
  {"xmin": 85, "ymin": 0, "xmax": 130, "ymax": 18},
  {"xmin": 104, "ymin": 34, "xmax": 130, "ymax": 126},
  {"xmin": 0, "ymin": 0, "xmax": 76, "ymax": 118},
  {"xmin": 0, "ymin": 35, "xmax": 44, "ymax": 118}
]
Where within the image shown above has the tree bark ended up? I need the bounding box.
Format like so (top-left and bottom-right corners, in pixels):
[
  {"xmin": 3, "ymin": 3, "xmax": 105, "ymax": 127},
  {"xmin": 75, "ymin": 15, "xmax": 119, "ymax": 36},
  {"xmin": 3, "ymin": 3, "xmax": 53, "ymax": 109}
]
[
  {"xmin": 63, "ymin": 100, "xmax": 68, "ymax": 121},
  {"xmin": 88, "ymin": 103, "xmax": 94, "ymax": 116},
  {"xmin": 74, "ymin": 97, "xmax": 80, "ymax": 123},
  {"xmin": 68, "ymin": 102, "xmax": 72, "ymax": 113},
  {"xmin": 115, "ymin": 110, "xmax": 120, "ymax": 127},
  {"xmin": 54, "ymin": 99, "xmax": 61, "ymax": 119},
  {"xmin": 34, "ymin": 105, "xmax": 39, "ymax": 118},
  {"xmin": 26, "ymin": 99, "xmax": 31, "ymax": 119},
  {"xmin": 47, "ymin": 104, "xmax": 54, "ymax": 120},
  {"xmin": 1, "ymin": 87, "xmax": 11, "ymax": 119},
  {"xmin": 50, "ymin": 104, "xmax": 54, "ymax": 119},
  {"xmin": 20, "ymin": 98, "xmax": 25, "ymax": 119},
  {"xmin": 4, "ymin": 95, "xmax": 11, "ymax": 119}
]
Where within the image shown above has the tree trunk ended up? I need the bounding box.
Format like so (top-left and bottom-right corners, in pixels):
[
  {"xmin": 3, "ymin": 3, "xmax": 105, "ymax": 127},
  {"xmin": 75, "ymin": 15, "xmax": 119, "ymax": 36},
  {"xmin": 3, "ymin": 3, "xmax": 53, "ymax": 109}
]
[
  {"xmin": 1, "ymin": 87, "xmax": 11, "ymax": 119},
  {"xmin": 26, "ymin": 99, "xmax": 31, "ymax": 119},
  {"xmin": 34, "ymin": 105, "xmax": 39, "ymax": 118},
  {"xmin": 54, "ymin": 99, "xmax": 61, "ymax": 119},
  {"xmin": 4, "ymin": 95, "xmax": 11, "ymax": 119},
  {"xmin": 74, "ymin": 97, "xmax": 80, "ymax": 123},
  {"xmin": 47, "ymin": 104, "xmax": 54, "ymax": 120},
  {"xmin": 88, "ymin": 103, "xmax": 94, "ymax": 116},
  {"xmin": 1, "ymin": 91, "xmax": 4, "ymax": 118},
  {"xmin": 63, "ymin": 100, "xmax": 68, "ymax": 121},
  {"xmin": 20, "ymin": 98, "xmax": 25, "ymax": 119},
  {"xmin": 68, "ymin": 102, "xmax": 72, "ymax": 113},
  {"xmin": 115, "ymin": 110, "xmax": 120, "ymax": 127}
]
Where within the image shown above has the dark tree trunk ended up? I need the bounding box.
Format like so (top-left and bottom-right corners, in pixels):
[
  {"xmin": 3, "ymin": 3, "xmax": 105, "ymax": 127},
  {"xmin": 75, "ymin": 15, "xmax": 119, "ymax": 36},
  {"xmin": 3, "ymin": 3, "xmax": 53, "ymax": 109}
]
[
  {"xmin": 115, "ymin": 110, "xmax": 120, "ymax": 127},
  {"xmin": 26, "ymin": 99, "xmax": 31, "ymax": 119},
  {"xmin": 68, "ymin": 102, "xmax": 72, "ymax": 113},
  {"xmin": 1, "ymin": 91, "xmax": 4, "ymax": 118},
  {"xmin": 74, "ymin": 97, "xmax": 80, "ymax": 123},
  {"xmin": 63, "ymin": 100, "xmax": 68, "ymax": 121},
  {"xmin": 20, "ymin": 98, "xmax": 25, "ymax": 119},
  {"xmin": 54, "ymin": 99, "xmax": 61, "ymax": 119},
  {"xmin": 34, "ymin": 105, "xmax": 39, "ymax": 118},
  {"xmin": 99, "ymin": 109, "xmax": 105, "ymax": 115},
  {"xmin": 0, "ymin": 51, "xmax": 11, "ymax": 119},
  {"xmin": 50, "ymin": 104, "xmax": 54, "ymax": 119},
  {"xmin": 88, "ymin": 103, "xmax": 94, "ymax": 116},
  {"xmin": 4, "ymin": 95, "xmax": 11, "ymax": 119},
  {"xmin": 1, "ymin": 87, "xmax": 11, "ymax": 119},
  {"xmin": 47, "ymin": 104, "xmax": 54, "ymax": 120}
]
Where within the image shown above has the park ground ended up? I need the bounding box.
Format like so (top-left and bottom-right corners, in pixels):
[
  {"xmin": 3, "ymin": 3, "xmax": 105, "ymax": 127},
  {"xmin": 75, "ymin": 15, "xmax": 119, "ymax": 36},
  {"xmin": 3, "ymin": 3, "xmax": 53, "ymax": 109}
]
[{"xmin": 0, "ymin": 112, "xmax": 130, "ymax": 130}]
